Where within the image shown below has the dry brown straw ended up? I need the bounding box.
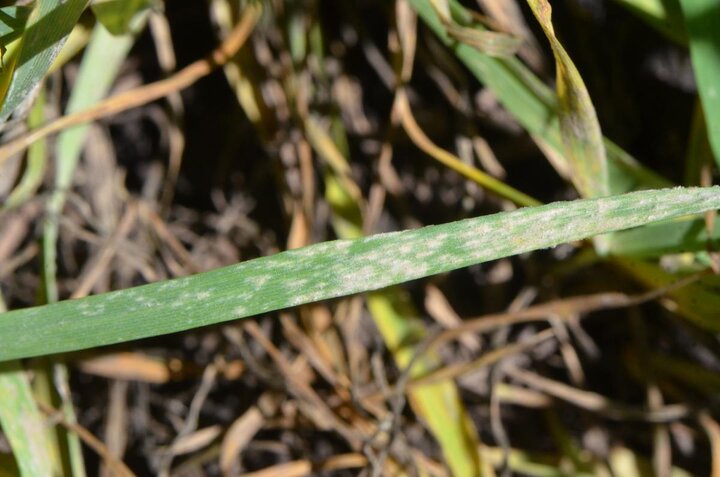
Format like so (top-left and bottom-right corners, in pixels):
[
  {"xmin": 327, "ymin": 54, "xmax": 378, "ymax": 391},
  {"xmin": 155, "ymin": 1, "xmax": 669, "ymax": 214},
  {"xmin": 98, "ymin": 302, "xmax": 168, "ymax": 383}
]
[{"xmin": 0, "ymin": 5, "xmax": 261, "ymax": 166}]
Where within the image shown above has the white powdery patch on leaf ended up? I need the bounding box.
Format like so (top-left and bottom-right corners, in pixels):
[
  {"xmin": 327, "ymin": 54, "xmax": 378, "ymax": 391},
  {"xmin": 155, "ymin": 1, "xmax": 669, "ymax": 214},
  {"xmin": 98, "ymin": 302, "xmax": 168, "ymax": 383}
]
[
  {"xmin": 157, "ymin": 278, "xmax": 191, "ymax": 292},
  {"xmin": 248, "ymin": 275, "xmax": 271, "ymax": 288},
  {"xmin": 286, "ymin": 278, "xmax": 310, "ymax": 291},
  {"xmin": 231, "ymin": 305, "xmax": 247, "ymax": 318}
]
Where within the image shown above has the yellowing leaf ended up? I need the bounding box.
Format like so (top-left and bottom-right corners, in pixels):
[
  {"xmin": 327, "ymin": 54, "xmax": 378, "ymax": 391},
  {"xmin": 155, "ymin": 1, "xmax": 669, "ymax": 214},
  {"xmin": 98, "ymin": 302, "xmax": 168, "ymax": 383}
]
[{"xmin": 526, "ymin": 0, "xmax": 609, "ymax": 199}]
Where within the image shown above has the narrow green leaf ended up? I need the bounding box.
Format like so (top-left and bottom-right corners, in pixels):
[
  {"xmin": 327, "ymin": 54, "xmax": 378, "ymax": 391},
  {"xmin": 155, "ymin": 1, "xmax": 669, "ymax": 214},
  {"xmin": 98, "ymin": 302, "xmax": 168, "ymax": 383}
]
[
  {"xmin": 0, "ymin": 361, "xmax": 54, "ymax": 477},
  {"xmin": 0, "ymin": 294, "xmax": 53, "ymax": 477},
  {"xmin": 3, "ymin": 86, "xmax": 46, "ymax": 210},
  {"xmin": 0, "ymin": 6, "xmax": 31, "ymax": 46},
  {"xmin": 0, "ymin": 0, "xmax": 87, "ymax": 122},
  {"xmin": 526, "ymin": 0, "xmax": 609, "ymax": 199},
  {"xmin": 613, "ymin": 0, "xmax": 687, "ymax": 44},
  {"xmin": 286, "ymin": 0, "xmax": 307, "ymax": 65},
  {"xmin": 55, "ymin": 18, "xmax": 144, "ymax": 177},
  {"xmin": 45, "ymin": 18, "xmax": 144, "ymax": 303},
  {"xmin": 481, "ymin": 445, "xmax": 597, "ymax": 476},
  {"xmin": 609, "ymin": 215, "xmax": 720, "ymax": 257},
  {"xmin": 33, "ymin": 23, "xmax": 144, "ymax": 477},
  {"xmin": 610, "ymin": 447, "xmax": 692, "ymax": 477},
  {"xmin": 679, "ymin": 0, "xmax": 720, "ymax": 169},
  {"xmin": 47, "ymin": 22, "xmax": 93, "ymax": 75},
  {"xmin": 0, "ymin": 187, "xmax": 718, "ymax": 362},
  {"xmin": 482, "ymin": 445, "xmax": 691, "ymax": 476},
  {"xmin": 366, "ymin": 291, "xmax": 482, "ymax": 475},
  {"xmin": 613, "ymin": 255, "xmax": 720, "ymax": 330},
  {"xmin": 683, "ymin": 100, "xmax": 714, "ymax": 186},
  {"xmin": 91, "ymin": 0, "xmax": 155, "ymax": 36}
]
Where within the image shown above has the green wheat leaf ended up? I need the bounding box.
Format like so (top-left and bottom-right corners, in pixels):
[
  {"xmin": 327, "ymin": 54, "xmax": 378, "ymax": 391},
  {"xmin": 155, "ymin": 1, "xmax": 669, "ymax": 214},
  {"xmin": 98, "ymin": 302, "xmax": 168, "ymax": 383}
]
[
  {"xmin": 679, "ymin": 0, "xmax": 720, "ymax": 169},
  {"xmin": 0, "ymin": 0, "xmax": 87, "ymax": 122},
  {"xmin": 0, "ymin": 187, "xmax": 718, "ymax": 362},
  {"xmin": 0, "ymin": 361, "xmax": 54, "ymax": 477}
]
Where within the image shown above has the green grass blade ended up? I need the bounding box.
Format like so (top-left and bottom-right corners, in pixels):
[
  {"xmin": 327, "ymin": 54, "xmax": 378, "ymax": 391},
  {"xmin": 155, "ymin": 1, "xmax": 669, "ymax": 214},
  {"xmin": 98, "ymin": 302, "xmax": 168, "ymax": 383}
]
[
  {"xmin": 482, "ymin": 445, "xmax": 693, "ymax": 476},
  {"xmin": 526, "ymin": 0, "xmax": 609, "ymax": 199},
  {"xmin": 3, "ymin": 86, "xmax": 46, "ymax": 210},
  {"xmin": 44, "ymin": 19, "xmax": 143, "ymax": 303},
  {"xmin": 679, "ymin": 0, "xmax": 720, "ymax": 169},
  {"xmin": 610, "ymin": 447, "xmax": 692, "ymax": 477},
  {"xmin": 613, "ymin": 0, "xmax": 687, "ymax": 44},
  {"xmin": 608, "ymin": 215, "xmax": 720, "ymax": 257},
  {"xmin": 91, "ymin": 0, "xmax": 154, "ymax": 35},
  {"xmin": 683, "ymin": 100, "xmax": 714, "ymax": 186},
  {"xmin": 33, "ymin": 22, "xmax": 144, "ymax": 477},
  {"xmin": 612, "ymin": 255, "xmax": 720, "ymax": 330},
  {"xmin": 0, "ymin": 187, "xmax": 717, "ymax": 362},
  {"xmin": 0, "ymin": 294, "xmax": 54, "ymax": 477},
  {"xmin": 0, "ymin": 361, "xmax": 54, "ymax": 477},
  {"xmin": 366, "ymin": 290, "xmax": 482, "ymax": 475},
  {"xmin": 0, "ymin": 0, "xmax": 87, "ymax": 122},
  {"xmin": 53, "ymin": 21, "xmax": 143, "ymax": 197},
  {"xmin": 0, "ymin": 6, "xmax": 30, "ymax": 46},
  {"xmin": 47, "ymin": 23, "xmax": 92, "ymax": 75}
]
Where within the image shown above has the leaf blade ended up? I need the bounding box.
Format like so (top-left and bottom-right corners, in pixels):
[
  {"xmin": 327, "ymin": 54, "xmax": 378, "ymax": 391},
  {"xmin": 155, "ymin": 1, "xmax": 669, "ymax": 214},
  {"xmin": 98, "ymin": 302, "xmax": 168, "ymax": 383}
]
[
  {"xmin": 0, "ymin": 187, "xmax": 718, "ymax": 362},
  {"xmin": 679, "ymin": 0, "xmax": 720, "ymax": 169},
  {"xmin": 0, "ymin": 0, "xmax": 87, "ymax": 122},
  {"xmin": 614, "ymin": 0, "xmax": 687, "ymax": 44},
  {"xmin": 0, "ymin": 361, "xmax": 55, "ymax": 477}
]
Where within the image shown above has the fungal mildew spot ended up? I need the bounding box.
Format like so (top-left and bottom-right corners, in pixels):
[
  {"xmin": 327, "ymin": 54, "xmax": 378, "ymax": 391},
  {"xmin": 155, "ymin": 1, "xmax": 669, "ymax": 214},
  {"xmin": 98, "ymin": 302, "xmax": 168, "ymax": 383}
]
[
  {"xmin": 194, "ymin": 291, "xmax": 212, "ymax": 300},
  {"xmin": 249, "ymin": 275, "xmax": 270, "ymax": 287}
]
